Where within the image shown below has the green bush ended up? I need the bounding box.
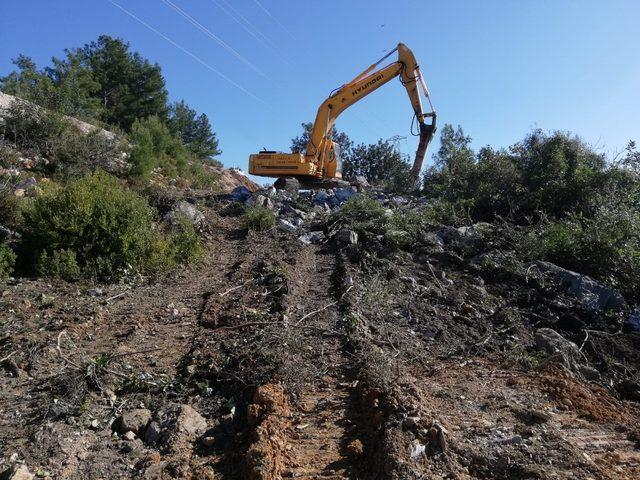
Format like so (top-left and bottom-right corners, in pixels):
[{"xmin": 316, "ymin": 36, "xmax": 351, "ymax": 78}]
[
  {"xmin": 186, "ymin": 161, "xmax": 219, "ymax": 189},
  {"xmin": 2, "ymin": 103, "xmax": 123, "ymax": 180},
  {"xmin": 243, "ymin": 205, "xmax": 275, "ymax": 231},
  {"xmin": 170, "ymin": 217, "xmax": 203, "ymax": 264},
  {"xmin": 129, "ymin": 116, "xmax": 190, "ymax": 178},
  {"xmin": 20, "ymin": 170, "xmax": 181, "ymax": 280},
  {"xmin": 37, "ymin": 248, "xmax": 81, "ymax": 281},
  {"xmin": 3, "ymin": 102, "xmax": 68, "ymax": 157},
  {"xmin": 0, "ymin": 243, "xmax": 16, "ymax": 280},
  {"xmin": 0, "ymin": 180, "xmax": 20, "ymax": 229},
  {"xmin": 332, "ymin": 195, "xmax": 387, "ymax": 235},
  {"xmin": 524, "ymin": 202, "xmax": 640, "ymax": 301}
]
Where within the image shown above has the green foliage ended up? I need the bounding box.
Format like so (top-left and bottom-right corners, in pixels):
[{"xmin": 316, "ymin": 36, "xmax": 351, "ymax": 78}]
[
  {"xmin": 424, "ymin": 124, "xmax": 614, "ymax": 222},
  {"xmin": 37, "ymin": 248, "xmax": 81, "ymax": 281},
  {"xmin": 170, "ymin": 217, "xmax": 203, "ymax": 264},
  {"xmin": 1, "ymin": 56, "xmax": 60, "ymax": 113},
  {"xmin": 291, "ymin": 122, "xmax": 353, "ymax": 156},
  {"xmin": 128, "ymin": 115, "xmax": 190, "ymax": 178},
  {"xmin": 1, "ymin": 36, "xmax": 217, "ymax": 141},
  {"xmin": 346, "ymin": 140, "xmax": 414, "ymax": 191},
  {"xmin": 167, "ymin": 100, "xmax": 221, "ymax": 159},
  {"xmin": 0, "ymin": 179, "xmax": 20, "ymax": 229},
  {"xmin": 243, "ymin": 206, "xmax": 276, "ymax": 231},
  {"xmin": 333, "ymin": 195, "xmax": 388, "ymax": 235},
  {"xmin": 3, "ymin": 102, "xmax": 68, "ymax": 157},
  {"xmin": 20, "ymin": 170, "xmax": 181, "ymax": 280},
  {"xmin": 0, "ymin": 243, "xmax": 16, "ymax": 280},
  {"xmin": 185, "ymin": 161, "xmax": 219, "ymax": 189},
  {"xmin": 79, "ymin": 36, "xmax": 168, "ymax": 130},
  {"xmin": 524, "ymin": 201, "xmax": 640, "ymax": 301},
  {"xmin": 2, "ymin": 103, "xmax": 123, "ymax": 179}
]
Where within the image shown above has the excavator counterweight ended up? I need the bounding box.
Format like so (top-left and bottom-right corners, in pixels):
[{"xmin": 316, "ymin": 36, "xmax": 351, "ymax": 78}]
[{"xmin": 249, "ymin": 43, "xmax": 436, "ymax": 186}]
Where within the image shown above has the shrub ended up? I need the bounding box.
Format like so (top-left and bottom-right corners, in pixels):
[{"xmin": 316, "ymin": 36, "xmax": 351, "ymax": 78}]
[
  {"xmin": 0, "ymin": 179, "xmax": 20, "ymax": 229},
  {"xmin": 0, "ymin": 243, "xmax": 16, "ymax": 280},
  {"xmin": 186, "ymin": 161, "xmax": 219, "ymax": 189},
  {"xmin": 170, "ymin": 217, "xmax": 203, "ymax": 264},
  {"xmin": 244, "ymin": 206, "xmax": 275, "ymax": 231},
  {"xmin": 523, "ymin": 202, "xmax": 640, "ymax": 301},
  {"xmin": 129, "ymin": 116, "xmax": 190, "ymax": 178},
  {"xmin": 37, "ymin": 248, "xmax": 81, "ymax": 281},
  {"xmin": 2, "ymin": 103, "xmax": 123, "ymax": 179},
  {"xmin": 332, "ymin": 195, "xmax": 387, "ymax": 235},
  {"xmin": 20, "ymin": 170, "xmax": 179, "ymax": 280},
  {"xmin": 3, "ymin": 102, "xmax": 68, "ymax": 157}
]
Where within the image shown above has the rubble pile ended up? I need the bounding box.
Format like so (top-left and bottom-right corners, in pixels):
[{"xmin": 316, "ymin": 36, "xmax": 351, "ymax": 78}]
[{"xmin": 230, "ymin": 179, "xmax": 432, "ymax": 244}]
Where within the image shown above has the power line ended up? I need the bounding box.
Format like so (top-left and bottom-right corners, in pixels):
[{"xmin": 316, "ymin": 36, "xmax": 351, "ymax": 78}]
[
  {"xmin": 107, "ymin": 0, "xmax": 265, "ymax": 104},
  {"xmin": 160, "ymin": 0, "xmax": 270, "ymax": 80},
  {"xmin": 211, "ymin": 0, "xmax": 294, "ymax": 68},
  {"xmin": 252, "ymin": 0, "xmax": 298, "ymax": 41}
]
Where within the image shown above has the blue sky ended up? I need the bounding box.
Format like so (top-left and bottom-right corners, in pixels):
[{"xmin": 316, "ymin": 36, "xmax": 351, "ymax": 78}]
[{"xmin": 1, "ymin": 1, "xmax": 639, "ymax": 173}]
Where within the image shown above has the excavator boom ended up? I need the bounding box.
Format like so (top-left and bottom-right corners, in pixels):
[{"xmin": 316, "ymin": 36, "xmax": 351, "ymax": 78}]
[{"xmin": 249, "ymin": 43, "xmax": 436, "ymax": 185}]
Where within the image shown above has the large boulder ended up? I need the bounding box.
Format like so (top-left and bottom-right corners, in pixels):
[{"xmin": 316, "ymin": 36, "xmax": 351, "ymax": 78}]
[
  {"xmin": 298, "ymin": 231, "xmax": 325, "ymax": 244},
  {"xmin": 534, "ymin": 328, "xmax": 600, "ymax": 380},
  {"xmin": 164, "ymin": 201, "xmax": 204, "ymax": 227},
  {"xmin": 273, "ymin": 177, "xmax": 300, "ymax": 197},
  {"xmin": 334, "ymin": 187, "xmax": 357, "ymax": 204},
  {"xmin": 229, "ymin": 185, "xmax": 253, "ymax": 202},
  {"xmin": 533, "ymin": 261, "xmax": 625, "ymax": 311}
]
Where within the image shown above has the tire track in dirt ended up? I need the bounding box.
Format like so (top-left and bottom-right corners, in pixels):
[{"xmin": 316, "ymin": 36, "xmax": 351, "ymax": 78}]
[{"xmin": 245, "ymin": 246, "xmax": 365, "ymax": 479}]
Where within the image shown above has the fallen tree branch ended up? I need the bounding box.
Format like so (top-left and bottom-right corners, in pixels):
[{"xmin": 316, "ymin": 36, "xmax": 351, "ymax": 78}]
[
  {"xmin": 105, "ymin": 291, "xmax": 128, "ymax": 303},
  {"xmin": 0, "ymin": 351, "xmax": 16, "ymax": 363},
  {"xmin": 294, "ymin": 285, "xmax": 353, "ymax": 327},
  {"xmin": 219, "ymin": 279, "xmax": 254, "ymax": 297}
]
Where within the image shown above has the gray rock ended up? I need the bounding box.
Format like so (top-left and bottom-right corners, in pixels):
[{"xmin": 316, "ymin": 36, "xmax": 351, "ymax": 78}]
[
  {"xmin": 165, "ymin": 201, "xmax": 205, "ymax": 227},
  {"xmin": 229, "ymin": 185, "xmax": 252, "ymax": 202},
  {"xmin": 533, "ymin": 261, "xmax": 625, "ymax": 311},
  {"xmin": 334, "ymin": 188, "xmax": 357, "ymax": 203},
  {"xmin": 390, "ymin": 196, "xmax": 409, "ymax": 207},
  {"xmin": 87, "ymin": 288, "xmax": 103, "ymax": 297},
  {"xmin": 352, "ymin": 175, "xmax": 370, "ymax": 188},
  {"xmin": 175, "ymin": 404, "xmax": 207, "ymax": 436},
  {"xmin": 123, "ymin": 430, "xmax": 137, "ymax": 441},
  {"xmin": 313, "ymin": 190, "xmax": 330, "ymax": 206},
  {"xmin": 114, "ymin": 408, "xmax": 151, "ymax": 435},
  {"xmin": 277, "ymin": 218, "xmax": 298, "ymax": 234},
  {"xmin": 534, "ymin": 328, "xmax": 586, "ymax": 375},
  {"xmin": 273, "ymin": 177, "xmax": 300, "ymax": 197},
  {"xmin": 5, "ymin": 465, "xmax": 33, "ymax": 480},
  {"xmin": 334, "ymin": 229, "xmax": 358, "ymax": 245},
  {"xmin": 298, "ymin": 231, "xmax": 325, "ymax": 244},
  {"xmin": 420, "ymin": 232, "xmax": 445, "ymax": 248},
  {"xmin": 14, "ymin": 176, "xmax": 37, "ymax": 191},
  {"xmin": 626, "ymin": 309, "xmax": 640, "ymax": 331},
  {"xmin": 248, "ymin": 194, "xmax": 274, "ymax": 209}
]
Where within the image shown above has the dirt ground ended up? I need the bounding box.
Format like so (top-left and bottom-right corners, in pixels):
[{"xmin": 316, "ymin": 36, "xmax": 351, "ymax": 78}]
[{"xmin": 1, "ymin": 195, "xmax": 640, "ymax": 479}]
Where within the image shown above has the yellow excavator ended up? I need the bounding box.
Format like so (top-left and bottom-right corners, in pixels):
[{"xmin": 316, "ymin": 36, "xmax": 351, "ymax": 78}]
[{"xmin": 248, "ymin": 43, "xmax": 437, "ymax": 186}]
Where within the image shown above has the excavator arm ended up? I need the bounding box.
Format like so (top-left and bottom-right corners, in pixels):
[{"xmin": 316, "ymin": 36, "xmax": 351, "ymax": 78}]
[{"xmin": 249, "ymin": 43, "xmax": 436, "ymax": 184}]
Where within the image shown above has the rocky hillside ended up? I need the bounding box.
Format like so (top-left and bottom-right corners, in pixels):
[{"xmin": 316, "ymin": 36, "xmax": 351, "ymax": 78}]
[
  {"xmin": 0, "ymin": 91, "xmax": 257, "ymax": 196},
  {"xmin": 1, "ymin": 178, "xmax": 639, "ymax": 479}
]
